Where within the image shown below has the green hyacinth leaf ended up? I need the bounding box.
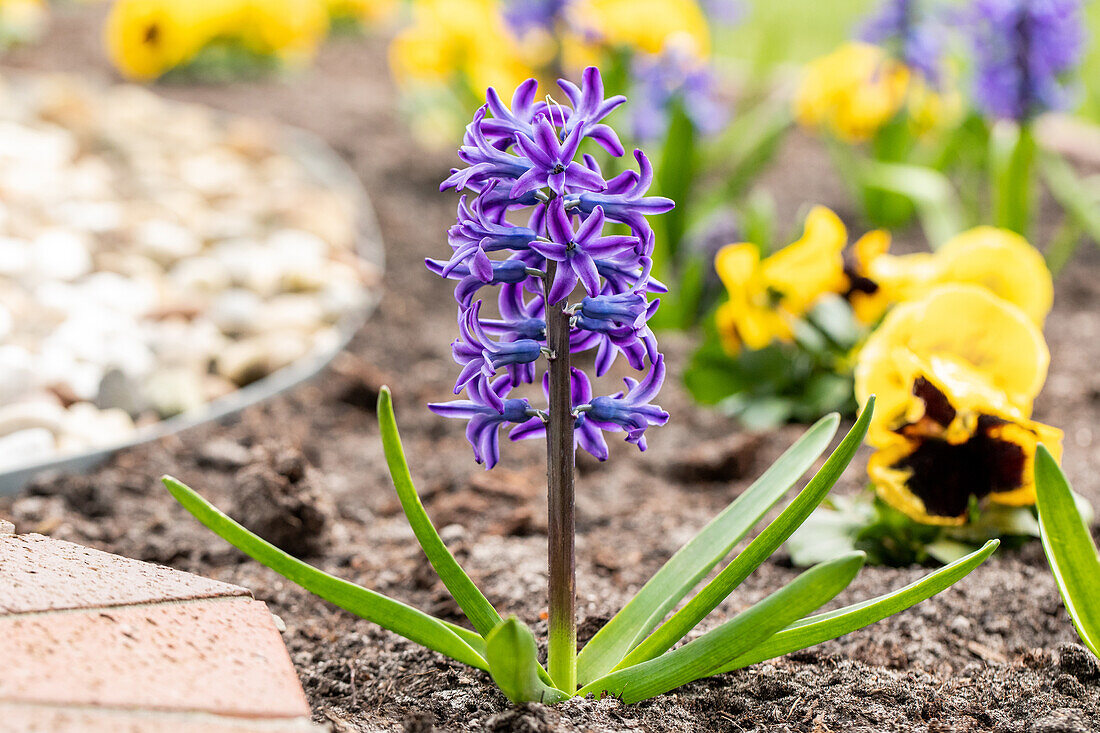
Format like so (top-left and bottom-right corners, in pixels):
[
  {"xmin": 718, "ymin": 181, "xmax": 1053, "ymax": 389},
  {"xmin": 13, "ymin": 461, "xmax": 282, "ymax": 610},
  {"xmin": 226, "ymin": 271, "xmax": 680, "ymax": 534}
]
[
  {"xmin": 1035, "ymin": 446, "xmax": 1100, "ymax": 657},
  {"xmin": 614, "ymin": 397, "xmax": 873, "ymax": 671},
  {"xmin": 577, "ymin": 552, "xmax": 866, "ymax": 704},
  {"xmin": 163, "ymin": 476, "xmax": 487, "ymax": 670},
  {"xmin": 710, "ymin": 538, "xmax": 999, "ymax": 674},
  {"xmin": 378, "ymin": 386, "xmax": 503, "ymax": 638},
  {"xmin": 577, "ymin": 412, "xmax": 841, "ymax": 685},
  {"xmin": 486, "ymin": 618, "xmax": 571, "ymax": 704}
]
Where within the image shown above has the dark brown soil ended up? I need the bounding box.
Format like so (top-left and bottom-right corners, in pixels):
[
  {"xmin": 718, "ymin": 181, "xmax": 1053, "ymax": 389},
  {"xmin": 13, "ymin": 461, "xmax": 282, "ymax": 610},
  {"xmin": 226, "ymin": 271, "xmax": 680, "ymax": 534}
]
[{"xmin": 3, "ymin": 7, "xmax": 1100, "ymax": 731}]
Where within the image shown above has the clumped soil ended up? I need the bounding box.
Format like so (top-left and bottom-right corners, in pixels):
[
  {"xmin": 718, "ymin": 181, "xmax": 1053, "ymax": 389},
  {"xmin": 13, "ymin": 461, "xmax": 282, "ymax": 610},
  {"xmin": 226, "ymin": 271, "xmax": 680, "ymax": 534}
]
[{"xmin": 4, "ymin": 7, "xmax": 1100, "ymax": 732}]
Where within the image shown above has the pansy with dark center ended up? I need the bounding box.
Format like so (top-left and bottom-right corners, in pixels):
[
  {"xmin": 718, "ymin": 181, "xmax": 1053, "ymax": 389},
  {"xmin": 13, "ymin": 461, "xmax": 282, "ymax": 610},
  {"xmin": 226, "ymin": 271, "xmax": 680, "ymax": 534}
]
[{"xmin": 872, "ymin": 375, "xmax": 1060, "ymax": 522}]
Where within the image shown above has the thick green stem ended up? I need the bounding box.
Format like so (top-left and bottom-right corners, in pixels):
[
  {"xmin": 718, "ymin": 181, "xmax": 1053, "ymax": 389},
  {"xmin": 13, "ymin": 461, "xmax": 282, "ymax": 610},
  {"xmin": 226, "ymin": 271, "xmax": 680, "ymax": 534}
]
[{"xmin": 544, "ymin": 261, "xmax": 577, "ymax": 693}]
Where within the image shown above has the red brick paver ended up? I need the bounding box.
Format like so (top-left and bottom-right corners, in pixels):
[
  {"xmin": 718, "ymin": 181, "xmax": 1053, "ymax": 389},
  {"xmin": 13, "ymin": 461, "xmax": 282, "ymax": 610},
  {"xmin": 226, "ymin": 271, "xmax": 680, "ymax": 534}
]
[
  {"xmin": 0, "ymin": 703, "xmax": 318, "ymax": 733},
  {"xmin": 0, "ymin": 534, "xmax": 250, "ymax": 614},
  {"xmin": 0, "ymin": 531, "xmax": 320, "ymax": 732}
]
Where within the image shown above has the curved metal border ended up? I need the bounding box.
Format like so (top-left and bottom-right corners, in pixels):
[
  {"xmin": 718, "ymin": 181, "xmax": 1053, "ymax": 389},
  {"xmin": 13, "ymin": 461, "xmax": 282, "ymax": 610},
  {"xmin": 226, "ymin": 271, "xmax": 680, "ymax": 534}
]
[{"xmin": 0, "ymin": 124, "xmax": 384, "ymax": 495}]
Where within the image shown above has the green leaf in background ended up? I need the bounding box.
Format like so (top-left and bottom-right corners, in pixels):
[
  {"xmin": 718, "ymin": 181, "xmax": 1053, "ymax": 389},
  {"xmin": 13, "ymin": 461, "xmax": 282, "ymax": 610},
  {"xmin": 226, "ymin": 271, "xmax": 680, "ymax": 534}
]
[
  {"xmin": 577, "ymin": 552, "xmax": 867, "ymax": 703},
  {"xmin": 1041, "ymin": 152, "xmax": 1100, "ymax": 275},
  {"xmin": 162, "ymin": 476, "xmax": 489, "ymax": 670},
  {"xmin": 711, "ymin": 539, "xmax": 1000, "ymax": 674},
  {"xmin": 705, "ymin": 94, "xmax": 792, "ymax": 202},
  {"xmin": 857, "ymin": 160, "xmax": 963, "ymax": 249},
  {"xmin": 1034, "ymin": 446, "xmax": 1100, "ymax": 657},
  {"xmin": 485, "ymin": 618, "xmax": 571, "ymax": 704},
  {"xmin": 989, "ymin": 120, "xmax": 1036, "ymax": 237},
  {"xmin": 654, "ymin": 102, "xmax": 697, "ymax": 274},
  {"xmin": 378, "ymin": 387, "xmax": 503, "ymax": 638},
  {"xmin": 576, "ymin": 413, "xmax": 840, "ymax": 684},
  {"xmin": 614, "ymin": 398, "xmax": 873, "ymax": 669}
]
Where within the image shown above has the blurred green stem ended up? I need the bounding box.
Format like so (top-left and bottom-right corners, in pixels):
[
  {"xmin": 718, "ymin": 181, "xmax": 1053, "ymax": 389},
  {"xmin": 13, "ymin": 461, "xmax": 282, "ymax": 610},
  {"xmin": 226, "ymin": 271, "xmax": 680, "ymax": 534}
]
[{"xmin": 990, "ymin": 120, "xmax": 1036, "ymax": 236}]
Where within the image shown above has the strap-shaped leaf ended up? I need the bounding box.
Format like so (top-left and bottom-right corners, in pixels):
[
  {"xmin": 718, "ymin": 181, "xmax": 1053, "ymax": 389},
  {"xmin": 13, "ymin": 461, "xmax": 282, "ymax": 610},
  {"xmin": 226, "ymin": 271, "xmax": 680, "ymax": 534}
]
[
  {"xmin": 576, "ymin": 412, "xmax": 840, "ymax": 684},
  {"xmin": 485, "ymin": 618, "xmax": 571, "ymax": 704},
  {"xmin": 858, "ymin": 160, "xmax": 962, "ymax": 248},
  {"xmin": 163, "ymin": 476, "xmax": 488, "ymax": 670},
  {"xmin": 1035, "ymin": 446, "xmax": 1100, "ymax": 657},
  {"xmin": 577, "ymin": 552, "xmax": 866, "ymax": 704},
  {"xmin": 710, "ymin": 538, "xmax": 999, "ymax": 674},
  {"xmin": 614, "ymin": 398, "xmax": 873, "ymax": 671},
  {"xmin": 378, "ymin": 387, "xmax": 503, "ymax": 637}
]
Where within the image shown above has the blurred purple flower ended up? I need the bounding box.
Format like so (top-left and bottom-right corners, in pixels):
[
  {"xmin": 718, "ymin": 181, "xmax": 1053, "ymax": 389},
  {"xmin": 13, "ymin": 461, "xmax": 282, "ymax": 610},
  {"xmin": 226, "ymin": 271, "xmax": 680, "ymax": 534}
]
[
  {"xmin": 502, "ymin": 0, "xmax": 570, "ymax": 37},
  {"xmin": 968, "ymin": 0, "xmax": 1085, "ymax": 121},
  {"xmin": 629, "ymin": 49, "xmax": 727, "ymax": 142},
  {"xmin": 860, "ymin": 0, "xmax": 945, "ymax": 84},
  {"xmin": 698, "ymin": 0, "xmax": 745, "ymax": 25}
]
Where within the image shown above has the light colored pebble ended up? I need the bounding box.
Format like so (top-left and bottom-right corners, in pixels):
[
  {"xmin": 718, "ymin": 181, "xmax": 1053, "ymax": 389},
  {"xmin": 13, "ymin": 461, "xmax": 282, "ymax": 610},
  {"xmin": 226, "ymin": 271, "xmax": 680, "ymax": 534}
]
[
  {"xmin": 0, "ymin": 400, "xmax": 66, "ymax": 438},
  {"xmin": 0, "ymin": 428, "xmax": 56, "ymax": 471},
  {"xmin": 0, "ymin": 73, "xmax": 374, "ymax": 476}
]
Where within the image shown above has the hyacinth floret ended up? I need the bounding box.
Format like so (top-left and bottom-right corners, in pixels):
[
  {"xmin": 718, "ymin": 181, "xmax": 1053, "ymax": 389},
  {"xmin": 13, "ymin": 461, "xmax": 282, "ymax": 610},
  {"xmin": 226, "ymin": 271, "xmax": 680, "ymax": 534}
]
[
  {"xmin": 431, "ymin": 66, "xmax": 671, "ymax": 469},
  {"xmin": 968, "ymin": 0, "xmax": 1085, "ymax": 121}
]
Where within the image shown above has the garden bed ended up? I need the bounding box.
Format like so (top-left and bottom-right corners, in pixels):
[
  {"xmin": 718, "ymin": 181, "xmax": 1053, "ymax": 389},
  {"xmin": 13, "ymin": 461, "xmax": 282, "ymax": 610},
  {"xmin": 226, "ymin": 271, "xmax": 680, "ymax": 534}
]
[{"xmin": 1, "ymin": 7, "xmax": 1098, "ymax": 731}]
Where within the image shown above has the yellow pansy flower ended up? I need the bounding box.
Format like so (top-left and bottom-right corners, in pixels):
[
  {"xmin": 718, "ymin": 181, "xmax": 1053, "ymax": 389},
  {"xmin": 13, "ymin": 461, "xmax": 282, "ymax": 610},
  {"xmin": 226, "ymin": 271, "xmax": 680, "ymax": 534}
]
[
  {"xmin": 714, "ymin": 244, "xmax": 794, "ymax": 354},
  {"xmin": 761, "ymin": 206, "xmax": 849, "ymax": 314},
  {"xmin": 794, "ymin": 42, "xmax": 910, "ymax": 143},
  {"xmin": 855, "ymin": 284, "xmax": 1060, "ymax": 525},
  {"xmin": 389, "ymin": 0, "xmax": 533, "ymax": 94},
  {"xmin": 933, "ymin": 227, "xmax": 1053, "ymax": 325},
  {"xmin": 906, "ymin": 74, "xmax": 963, "ymax": 136},
  {"xmin": 847, "ymin": 225, "xmax": 1053, "ymax": 326},
  {"xmin": 571, "ymin": 0, "xmax": 711, "ymax": 59},
  {"xmin": 241, "ymin": 0, "xmax": 328, "ymax": 65},
  {"xmin": 714, "ymin": 206, "xmax": 849, "ymax": 354},
  {"xmin": 105, "ymin": 0, "xmax": 240, "ymax": 80}
]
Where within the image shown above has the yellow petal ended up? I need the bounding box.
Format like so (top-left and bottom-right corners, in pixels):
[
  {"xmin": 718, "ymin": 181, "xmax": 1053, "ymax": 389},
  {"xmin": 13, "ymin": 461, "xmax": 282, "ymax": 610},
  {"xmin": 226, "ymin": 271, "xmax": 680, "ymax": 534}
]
[
  {"xmin": 572, "ymin": 0, "xmax": 711, "ymax": 59},
  {"xmin": 105, "ymin": 0, "xmax": 233, "ymax": 80},
  {"xmin": 714, "ymin": 243, "xmax": 761, "ymax": 296},
  {"xmin": 932, "ymin": 227, "xmax": 1054, "ymax": 325},
  {"xmin": 855, "ymin": 284, "xmax": 1050, "ymax": 446},
  {"xmin": 762, "ymin": 205, "xmax": 848, "ymax": 315},
  {"xmin": 794, "ymin": 43, "xmax": 909, "ymax": 143}
]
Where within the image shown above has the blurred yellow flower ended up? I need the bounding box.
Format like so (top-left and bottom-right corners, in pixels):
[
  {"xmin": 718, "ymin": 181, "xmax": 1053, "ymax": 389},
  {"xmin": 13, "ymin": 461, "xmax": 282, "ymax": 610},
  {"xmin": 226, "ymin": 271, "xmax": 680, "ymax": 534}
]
[
  {"xmin": 795, "ymin": 43, "xmax": 910, "ymax": 143},
  {"xmin": 933, "ymin": 227, "xmax": 1053, "ymax": 325},
  {"xmin": 242, "ymin": 0, "xmax": 328, "ymax": 64},
  {"xmin": 389, "ymin": 0, "xmax": 533, "ymax": 95},
  {"xmin": 571, "ymin": 0, "xmax": 711, "ymax": 59},
  {"xmin": 106, "ymin": 0, "xmax": 238, "ymax": 80},
  {"xmin": 714, "ymin": 206, "xmax": 849, "ymax": 354},
  {"xmin": 714, "ymin": 244, "xmax": 794, "ymax": 354},
  {"xmin": 760, "ymin": 206, "xmax": 848, "ymax": 314},
  {"xmin": 855, "ymin": 284, "xmax": 1060, "ymax": 525}
]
